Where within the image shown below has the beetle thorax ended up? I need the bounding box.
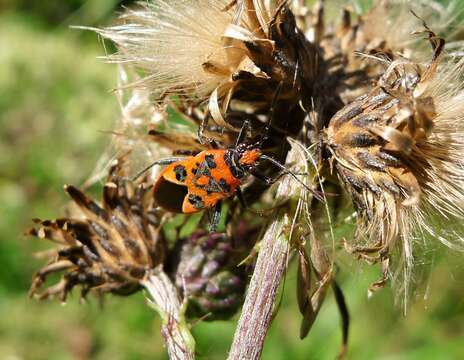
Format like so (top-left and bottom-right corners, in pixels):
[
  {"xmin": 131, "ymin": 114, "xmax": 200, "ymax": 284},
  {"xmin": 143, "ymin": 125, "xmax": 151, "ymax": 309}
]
[{"xmin": 239, "ymin": 149, "xmax": 261, "ymax": 166}]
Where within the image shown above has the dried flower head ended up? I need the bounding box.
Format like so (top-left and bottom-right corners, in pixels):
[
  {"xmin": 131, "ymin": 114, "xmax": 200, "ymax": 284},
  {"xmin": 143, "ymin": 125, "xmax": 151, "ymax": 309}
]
[
  {"xmin": 91, "ymin": 0, "xmax": 326, "ymax": 130},
  {"xmin": 326, "ymin": 22, "xmax": 464, "ymax": 299},
  {"xmin": 29, "ymin": 160, "xmax": 165, "ymax": 300},
  {"xmin": 318, "ymin": 0, "xmax": 462, "ymax": 104},
  {"xmin": 91, "ymin": 1, "xmax": 275, "ymax": 100}
]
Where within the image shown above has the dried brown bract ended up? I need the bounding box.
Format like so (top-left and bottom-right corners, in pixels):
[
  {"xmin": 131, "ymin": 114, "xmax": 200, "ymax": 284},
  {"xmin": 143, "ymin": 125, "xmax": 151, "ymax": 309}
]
[
  {"xmin": 326, "ymin": 20, "xmax": 464, "ymax": 298},
  {"xmin": 29, "ymin": 160, "xmax": 165, "ymax": 300}
]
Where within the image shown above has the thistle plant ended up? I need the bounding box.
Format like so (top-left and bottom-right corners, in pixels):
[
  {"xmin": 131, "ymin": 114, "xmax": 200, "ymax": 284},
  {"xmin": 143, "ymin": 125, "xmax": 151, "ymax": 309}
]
[{"xmin": 28, "ymin": 1, "xmax": 464, "ymax": 359}]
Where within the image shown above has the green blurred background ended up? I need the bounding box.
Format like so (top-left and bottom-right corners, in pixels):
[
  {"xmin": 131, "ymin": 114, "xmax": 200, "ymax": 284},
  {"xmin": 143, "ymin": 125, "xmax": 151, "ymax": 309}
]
[{"xmin": 0, "ymin": 1, "xmax": 463, "ymax": 359}]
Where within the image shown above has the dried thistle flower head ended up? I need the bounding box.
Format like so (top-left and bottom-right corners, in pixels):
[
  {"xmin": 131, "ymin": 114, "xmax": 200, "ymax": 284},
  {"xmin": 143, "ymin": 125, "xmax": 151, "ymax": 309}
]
[
  {"xmin": 29, "ymin": 160, "xmax": 165, "ymax": 301},
  {"xmin": 92, "ymin": 0, "xmax": 325, "ymax": 130},
  {"xmin": 318, "ymin": 1, "xmax": 462, "ymax": 105},
  {"xmin": 91, "ymin": 0, "xmax": 273, "ymax": 100},
  {"xmin": 326, "ymin": 22, "xmax": 464, "ymax": 299}
]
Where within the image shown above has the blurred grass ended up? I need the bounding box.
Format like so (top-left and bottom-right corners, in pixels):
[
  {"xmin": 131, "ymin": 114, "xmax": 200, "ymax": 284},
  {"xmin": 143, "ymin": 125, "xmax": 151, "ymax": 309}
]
[{"xmin": 0, "ymin": 1, "xmax": 463, "ymax": 359}]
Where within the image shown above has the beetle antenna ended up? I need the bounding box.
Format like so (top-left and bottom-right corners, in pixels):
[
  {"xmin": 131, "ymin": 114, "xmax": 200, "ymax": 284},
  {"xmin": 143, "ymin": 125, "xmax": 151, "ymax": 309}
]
[
  {"xmin": 259, "ymin": 154, "xmax": 325, "ymax": 201},
  {"xmin": 131, "ymin": 162, "xmax": 158, "ymax": 182},
  {"xmin": 131, "ymin": 157, "xmax": 186, "ymax": 182},
  {"xmin": 259, "ymin": 81, "xmax": 283, "ymax": 148},
  {"xmin": 235, "ymin": 119, "xmax": 252, "ymax": 148}
]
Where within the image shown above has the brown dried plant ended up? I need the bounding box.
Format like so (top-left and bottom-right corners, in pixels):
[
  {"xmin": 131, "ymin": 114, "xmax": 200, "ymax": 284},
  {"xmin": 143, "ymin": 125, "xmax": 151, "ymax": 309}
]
[{"xmin": 29, "ymin": 160, "xmax": 164, "ymax": 301}]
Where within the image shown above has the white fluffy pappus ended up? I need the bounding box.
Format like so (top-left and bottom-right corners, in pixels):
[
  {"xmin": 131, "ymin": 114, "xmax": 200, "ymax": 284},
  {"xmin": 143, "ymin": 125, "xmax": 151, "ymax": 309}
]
[
  {"xmin": 387, "ymin": 54, "xmax": 464, "ymax": 305},
  {"xmin": 89, "ymin": 0, "xmax": 281, "ymax": 102},
  {"xmin": 93, "ymin": 0, "xmax": 237, "ymax": 99},
  {"xmin": 411, "ymin": 55, "xmax": 464, "ymax": 250}
]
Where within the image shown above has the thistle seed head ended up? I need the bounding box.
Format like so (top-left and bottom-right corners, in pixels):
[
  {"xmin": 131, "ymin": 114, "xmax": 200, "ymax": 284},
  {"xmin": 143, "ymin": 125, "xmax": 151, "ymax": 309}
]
[
  {"xmin": 327, "ymin": 23, "xmax": 464, "ymax": 298},
  {"xmin": 29, "ymin": 160, "xmax": 165, "ymax": 301}
]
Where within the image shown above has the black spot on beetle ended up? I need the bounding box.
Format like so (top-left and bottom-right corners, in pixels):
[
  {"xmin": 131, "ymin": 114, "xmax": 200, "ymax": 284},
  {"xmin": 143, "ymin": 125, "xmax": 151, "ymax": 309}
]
[
  {"xmin": 205, "ymin": 178, "xmax": 223, "ymax": 194},
  {"xmin": 193, "ymin": 161, "xmax": 211, "ymax": 178},
  {"xmin": 205, "ymin": 154, "xmax": 217, "ymax": 169},
  {"xmin": 199, "ymin": 165, "xmax": 211, "ymax": 177},
  {"xmin": 219, "ymin": 178, "xmax": 231, "ymax": 193},
  {"xmin": 187, "ymin": 194, "xmax": 205, "ymax": 209},
  {"xmin": 174, "ymin": 165, "xmax": 188, "ymax": 182}
]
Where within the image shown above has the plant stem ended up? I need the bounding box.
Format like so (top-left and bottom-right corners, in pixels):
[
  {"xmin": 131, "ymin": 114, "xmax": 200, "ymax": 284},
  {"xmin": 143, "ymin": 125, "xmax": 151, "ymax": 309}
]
[
  {"xmin": 228, "ymin": 210, "xmax": 290, "ymax": 359},
  {"xmin": 228, "ymin": 139, "xmax": 311, "ymax": 360},
  {"xmin": 228, "ymin": 153, "xmax": 303, "ymax": 359},
  {"xmin": 143, "ymin": 269, "xmax": 196, "ymax": 360}
]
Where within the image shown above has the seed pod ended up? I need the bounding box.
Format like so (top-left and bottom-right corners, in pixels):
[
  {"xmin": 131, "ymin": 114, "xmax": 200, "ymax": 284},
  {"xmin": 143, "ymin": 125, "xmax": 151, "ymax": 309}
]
[
  {"xmin": 29, "ymin": 160, "xmax": 165, "ymax": 301},
  {"xmin": 326, "ymin": 23, "xmax": 464, "ymax": 296}
]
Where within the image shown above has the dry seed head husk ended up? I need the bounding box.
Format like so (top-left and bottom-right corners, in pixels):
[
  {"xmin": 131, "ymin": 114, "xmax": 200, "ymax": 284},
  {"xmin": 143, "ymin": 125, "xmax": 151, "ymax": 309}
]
[
  {"xmin": 29, "ymin": 161, "xmax": 165, "ymax": 301},
  {"xmin": 354, "ymin": 0, "xmax": 460, "ymax": 54},
  {"xmin": 318, "ymin": 0, "xmax": 463, "ymax": 105},
  {"xmin": 327, "ymin": 26, "xmax": 464, "ymax": 300},
  {"xmin": 92, "ymin": 0, "xmax": 326, "ymax": 132}
]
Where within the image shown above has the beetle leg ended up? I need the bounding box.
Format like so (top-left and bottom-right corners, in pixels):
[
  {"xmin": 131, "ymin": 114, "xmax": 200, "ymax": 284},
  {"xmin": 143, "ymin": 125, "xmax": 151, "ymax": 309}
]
[
  {"xmin": 249, "ymin": 166, "xmax": 293, "ymax": 186},
  {"xmin": 205, "ymin": 125, "xmax": 225, "ymax": 134},
  {"xmin": 132, "ymin": 157, "xmax": 187, "ymax": 181},
  {"xmin": 258, "ymin": 81, "xmax": 283, "ymax": 148},
  {"xmin": 210, "ymin": 140, "xmax": 220, "ymax": 149},
  {"xmin": 209, "ymin": 201, "xmax": 222, "ymax": 232},
  {"xmin": 250, "ymin": 169, "xmax": 281, "ymax": 186},
  {"xmin": 198, "ymin": 116, "xmax": 208, "ymax": 144},
  {"xmin": 198, "ymin": 116, "xmax": 218, "ymax": 145}
]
